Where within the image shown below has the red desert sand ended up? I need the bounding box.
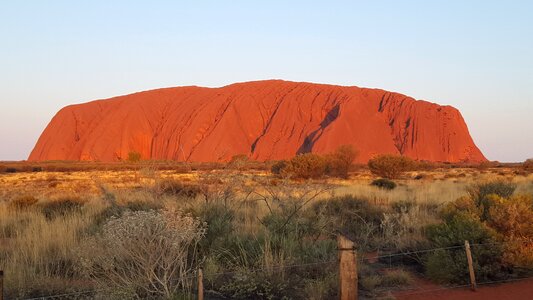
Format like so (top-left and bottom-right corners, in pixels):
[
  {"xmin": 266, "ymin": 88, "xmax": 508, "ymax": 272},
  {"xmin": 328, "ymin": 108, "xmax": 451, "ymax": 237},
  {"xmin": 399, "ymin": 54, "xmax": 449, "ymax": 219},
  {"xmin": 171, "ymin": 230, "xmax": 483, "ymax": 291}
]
[
  {"xmin": 29, "ymin": 80, "xmax": 486, "ymax": 163},
  {"xmin": 395, "ymin": 278, "xmax": 533, "ymax": 300}
]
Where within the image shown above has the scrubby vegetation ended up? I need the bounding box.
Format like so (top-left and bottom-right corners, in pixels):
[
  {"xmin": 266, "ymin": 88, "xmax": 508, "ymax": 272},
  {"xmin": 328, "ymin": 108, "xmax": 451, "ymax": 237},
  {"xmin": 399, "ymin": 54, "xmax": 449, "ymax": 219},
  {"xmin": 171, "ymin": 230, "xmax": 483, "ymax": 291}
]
[
  {"xmin": 371, "ymin": 178, "xmax": 397, "ymax": 190},
  {"xmin": 78, "ymin": 209, "xmax": 206, "ymax": 298},
  {"xmin": 368, "ymin": 154, "xmax": 416, "ymax": 179},
  {"xmin": 424, "ymin": 181, "xmax": 533, "ymax": 283},
  {"xmin": 524, "ymin": 158, "xmax": 533, "ymax": 172},
  {"xmin": 0, "ymin": 163, "xmax": 532, "ymax": 299},
  {"xmin": 127, "ymin": 150, "xmax": 142, "ymax": 162},
  {"xmin": 272, "ymin": 145, "xmax": 357, "ymax": 179}
]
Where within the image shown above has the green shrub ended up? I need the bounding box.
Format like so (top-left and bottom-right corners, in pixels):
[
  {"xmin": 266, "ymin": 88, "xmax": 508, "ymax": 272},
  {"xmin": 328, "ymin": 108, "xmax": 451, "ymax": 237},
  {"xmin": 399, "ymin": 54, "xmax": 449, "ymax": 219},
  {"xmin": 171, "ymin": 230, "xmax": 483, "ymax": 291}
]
[
  {"xmin": 469, "ymin": 181, "xmax": 516, "ymax": 220},
  {"xmin": 314, "ymin": 196, "xmax": 384, "ymax": 227},
  {"xmin": 271, "ymin": 160, "xmax": 288, "ymax": 175},
  {"xmin": 470, "ymin": 181, "xmax": 516, "ymax": 200},
  {"xmin": 313, "ymin": 196, "xmax": 384, "ymax": 249},
  {"xmin": 5, "ymin": 167, "xmax": 17, "ymax": 173},
  {"xmin": 127, "ymin": 151, "xmax": 142, "ymax": 162},
  {"xmin": 40, "ymin": 197, "xmax": 86, "ymax": 220},
  {"xmin": 381, "ymin": 269, "xmax": 413, "ymax": 287},
  {"xmin": 424, "ymin": 214, "xmax": 503, "ymax": 283},
  {"xmin": 189, "ymin": 202, "xmax": 235, "ymax": 255},
  {"xmin": 391, "ymin": 200, "xmax": 416, "ymax": 213},
  {"xmin": 368, "ymin": 154, "xmax": 415, "ymax": 179},
  {"xmin": 371, "ymin": 178, "xmax": 397, "ymax": 190},
  {"xmin": 218, "ymin": 271, "xmax": 292, "ymax": 299},
  {"xmin": 440, "ymin": 196, "xmax": 482, "ymax": 222},
  {"xmin": 124, "ymin": 200, "xmax": 163, "ymax": 212},
  {"xmin": 154, "ymin": 179, "xmax": 203, "ymax": 198}
]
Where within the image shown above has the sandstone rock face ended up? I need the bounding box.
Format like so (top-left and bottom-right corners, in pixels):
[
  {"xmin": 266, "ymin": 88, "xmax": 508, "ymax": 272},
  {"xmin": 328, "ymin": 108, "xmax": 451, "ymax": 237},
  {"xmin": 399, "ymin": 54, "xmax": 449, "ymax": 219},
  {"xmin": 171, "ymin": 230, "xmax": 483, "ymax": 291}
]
[{"xmin": 29, "ymin": 80, "xmax": 486, "ymax": 163}]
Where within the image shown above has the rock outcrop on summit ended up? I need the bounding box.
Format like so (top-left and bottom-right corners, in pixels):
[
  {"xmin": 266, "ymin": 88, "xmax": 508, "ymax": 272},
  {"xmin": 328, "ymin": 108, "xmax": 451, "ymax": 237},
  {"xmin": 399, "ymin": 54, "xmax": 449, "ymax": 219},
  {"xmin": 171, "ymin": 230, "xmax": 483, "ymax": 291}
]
[{"xmin": 29, "ymin": 80, "xmax": 486, "ymax": 163}]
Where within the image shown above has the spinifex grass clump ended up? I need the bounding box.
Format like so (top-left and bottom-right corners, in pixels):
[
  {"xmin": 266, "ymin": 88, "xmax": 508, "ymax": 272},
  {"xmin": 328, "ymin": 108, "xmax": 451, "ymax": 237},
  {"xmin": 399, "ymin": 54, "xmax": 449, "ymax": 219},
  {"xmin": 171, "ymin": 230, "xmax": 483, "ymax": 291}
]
[{"xmin": 371, "ymin": 178, "xmax": 397, "ymax": 190}]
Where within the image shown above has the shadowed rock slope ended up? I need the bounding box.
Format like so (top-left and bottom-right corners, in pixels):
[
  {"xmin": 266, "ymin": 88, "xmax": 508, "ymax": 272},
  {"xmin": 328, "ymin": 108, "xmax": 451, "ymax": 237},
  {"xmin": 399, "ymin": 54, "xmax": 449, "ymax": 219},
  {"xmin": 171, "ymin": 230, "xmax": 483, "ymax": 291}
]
[{"xmin": 29, "ymin": 80, "xmax": 486, "ymax": 163}]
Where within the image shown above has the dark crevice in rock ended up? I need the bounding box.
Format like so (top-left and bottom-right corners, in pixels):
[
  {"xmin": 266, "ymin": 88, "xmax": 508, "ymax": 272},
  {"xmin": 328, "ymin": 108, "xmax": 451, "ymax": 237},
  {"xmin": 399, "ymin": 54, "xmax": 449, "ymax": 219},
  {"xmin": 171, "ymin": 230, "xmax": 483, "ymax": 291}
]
[{"xmin": 297, "ymin": 103, "xmax": 340, "ymax": 154}]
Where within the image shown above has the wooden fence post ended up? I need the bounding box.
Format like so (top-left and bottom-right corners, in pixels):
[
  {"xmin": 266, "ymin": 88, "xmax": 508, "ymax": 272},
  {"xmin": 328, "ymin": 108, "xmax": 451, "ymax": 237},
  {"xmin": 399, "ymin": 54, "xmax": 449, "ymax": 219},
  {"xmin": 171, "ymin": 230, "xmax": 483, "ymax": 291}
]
[
  {"xmin": 0, "ymin": 270, "xmax": 4, "ymax": 300},
  {"xmin": 197, "ymin": 268, "xmax": 204, "ymax": 300},
  {"xmin": 464, "ymin": 240, "xmax": 477, "ymax": 291},
  {"xmin": 338, "ymin": 234, "xmax": 357, "ymax": 300}
]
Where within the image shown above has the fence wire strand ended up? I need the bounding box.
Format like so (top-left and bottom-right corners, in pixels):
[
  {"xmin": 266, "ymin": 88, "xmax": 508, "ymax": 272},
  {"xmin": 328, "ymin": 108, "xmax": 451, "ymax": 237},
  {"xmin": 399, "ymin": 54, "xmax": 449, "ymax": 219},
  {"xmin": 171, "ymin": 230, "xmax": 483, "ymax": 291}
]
[{"xmin": 17, "ymin": 241, "xmax": 533, "ymax": 299}]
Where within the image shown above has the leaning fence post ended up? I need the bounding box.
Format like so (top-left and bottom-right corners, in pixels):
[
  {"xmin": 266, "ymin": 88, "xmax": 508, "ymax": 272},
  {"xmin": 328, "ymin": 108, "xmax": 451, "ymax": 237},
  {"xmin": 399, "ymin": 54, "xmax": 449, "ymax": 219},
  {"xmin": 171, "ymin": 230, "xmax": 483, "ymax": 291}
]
[
  {"xmin": 0, "ymin": 270, "xmax": 4, "ymax": 300},
  {"xmin": 197, "ymin": 268, "xmax": 204, "ymax": 300},
  {"xmin": 337, "ymin": 234, "xmax": 357, "ymax": 300},
  {"xmin": 464, "ymin": 240, "xmax": 477, "ymax": 291}
]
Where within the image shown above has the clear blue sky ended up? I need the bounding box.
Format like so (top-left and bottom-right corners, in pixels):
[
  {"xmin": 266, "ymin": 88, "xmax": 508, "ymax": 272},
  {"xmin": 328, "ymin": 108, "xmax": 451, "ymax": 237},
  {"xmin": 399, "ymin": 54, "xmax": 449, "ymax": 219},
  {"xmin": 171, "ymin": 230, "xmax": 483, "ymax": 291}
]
[{"xmin": 1, "ymin": 1, "xmax": 532, "ymax": 162}]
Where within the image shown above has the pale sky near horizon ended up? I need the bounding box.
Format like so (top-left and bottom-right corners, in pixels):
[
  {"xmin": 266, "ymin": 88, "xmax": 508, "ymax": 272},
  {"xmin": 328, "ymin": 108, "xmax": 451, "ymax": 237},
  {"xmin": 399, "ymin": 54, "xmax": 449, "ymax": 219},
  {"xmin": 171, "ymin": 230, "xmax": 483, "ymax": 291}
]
[{"xmin": 1, "ymin": 1, "xmax": 532, "ymax": 162}]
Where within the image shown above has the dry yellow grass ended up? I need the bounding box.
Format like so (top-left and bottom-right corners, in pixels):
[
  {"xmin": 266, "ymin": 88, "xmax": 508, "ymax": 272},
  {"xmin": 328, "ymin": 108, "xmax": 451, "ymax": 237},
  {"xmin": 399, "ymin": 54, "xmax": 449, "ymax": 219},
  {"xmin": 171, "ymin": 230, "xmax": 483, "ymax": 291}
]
[
  {"xmin": 0, "ymin": 166, "xmax": 531, "ymax": 298},
  {"xmin": 0, "ymin": 198, "xmax": 105, "ymax": 297}
]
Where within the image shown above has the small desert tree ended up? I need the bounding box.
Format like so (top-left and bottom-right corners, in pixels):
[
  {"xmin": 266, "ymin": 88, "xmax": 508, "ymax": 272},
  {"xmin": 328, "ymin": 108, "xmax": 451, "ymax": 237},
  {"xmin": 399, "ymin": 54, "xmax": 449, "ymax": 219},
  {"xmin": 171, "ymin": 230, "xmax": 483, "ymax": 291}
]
[
  {"xmin": 78, "ymin": 209, "xmax": 206, "ymax": 299},
  {"xmin": 524, "ymin": 159, "xmax": 533, "ymax": 172},
  {"xmin": 281, "ymin": 153, "xmax": 328, "ymax": 179},
  {"xmin": 127, "ymin": 150, "xmax": 142, "ymax": 163},
  {"xmin": 368, "ymin": 154, "xmax": 415, "ymax": 179},
  {"xmin": 229, "ymin": 154, "xmax": 249, "ymax": 170},
  {"xmin": 325, "ymin": 145, "xmax": 358, "ymax": 178}
]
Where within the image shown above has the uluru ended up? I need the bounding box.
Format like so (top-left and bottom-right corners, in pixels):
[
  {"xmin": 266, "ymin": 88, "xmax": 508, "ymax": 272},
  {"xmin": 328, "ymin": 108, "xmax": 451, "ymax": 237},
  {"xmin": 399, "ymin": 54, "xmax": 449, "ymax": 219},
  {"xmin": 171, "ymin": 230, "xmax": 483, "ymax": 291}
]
[{"xmin": 29, "ymin": 80, "xmax": 486, "ymax": 163}]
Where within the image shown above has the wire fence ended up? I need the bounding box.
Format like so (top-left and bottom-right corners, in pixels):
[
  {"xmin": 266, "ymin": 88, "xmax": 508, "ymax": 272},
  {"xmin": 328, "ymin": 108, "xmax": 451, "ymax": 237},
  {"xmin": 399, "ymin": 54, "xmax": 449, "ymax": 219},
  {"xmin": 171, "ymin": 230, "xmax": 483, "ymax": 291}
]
[
  {"xmin": 360, "ymin": 240, "xmax": 533, "ymax": 298},
  {"xmin": 4, "ymin": 240, "xmax": 532, "ymax": 299}
]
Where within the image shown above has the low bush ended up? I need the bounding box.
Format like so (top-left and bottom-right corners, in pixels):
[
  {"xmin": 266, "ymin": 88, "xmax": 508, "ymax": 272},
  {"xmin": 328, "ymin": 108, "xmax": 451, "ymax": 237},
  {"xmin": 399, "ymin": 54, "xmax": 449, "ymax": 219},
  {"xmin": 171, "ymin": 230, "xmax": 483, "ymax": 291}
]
[
  {"xmin": 229, "ymin": 154, "xmax": 249, "ymax": 170},
  {"xmin": 324, "ymin": 145, "xmax": 358, "ymax": 178},
  {"xmin": 124, "ymin": 200, "xmax": 163, "ymax": 212},
  {"xmin": 424, "ymin": 214, "xmax": 504, "ymax": 283},
  {"xmin": 271, "ymin": 160, "xmax": 288, "ymax": 175},
  {"xmin": 413, "ymin": 174, "xmax": 425, "ymax": 180},
  {"xmin": 469, "ymin": 181, "xmax": 516, "ymax": 201},
  {"xmin": 154, "ymin": 179, "xmax": 204, "ymax": 198},
  {"xmin": 368, "ymin": 154, "xmax": 416, "ymax": 179},
  {"xmin": 313, "ymin": 195, "xmax": 384, "ymax": 249},
  {"xmin": 468, "ymin": 181, "xmax": 516, "ymax": 220},
  {"xmin": 486, "ymin": 195, "xmax": 533, "ymax": 268},
  {"xmin": 523, "ymin": 159, "xmax": 533, "ymax": 172},
  {"xmin": 371, "ymin": 178, "xmax": 397, "ymax": 190},
  {"xmin": 391, "ymin": 200, "xmax": 416, "ymax": 213},
  {"xmin": 281, "ymin": 153, "xmax": 328, "ymax": 179},
  {"xmin": 78, "ymin": 209, "xmax": 206, "ymax": 299},
  {"xmin": 127, "ymin": 150, "xmax": 142, "ymax": 162},
  {"xmin": 5, "ymin": 167, "xmax": 18, "ymax": 173},
  {"xmin": 381, "ymin": 269, "xmax": 413, "ymax": 287},
  {"xmin": 40, "ymin": 197, "xmax": 86, "ymax": 220},
  {"xmin": 273, "ymin": 145, "xmax": 358, "ymax": 179},
  {"xmin": 188, "ymin": 202, "xmax": 235, "ymax": 255},
  {"xmin": 218, "ymin": 271, "xmax": 293, "ymax": 299}
]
